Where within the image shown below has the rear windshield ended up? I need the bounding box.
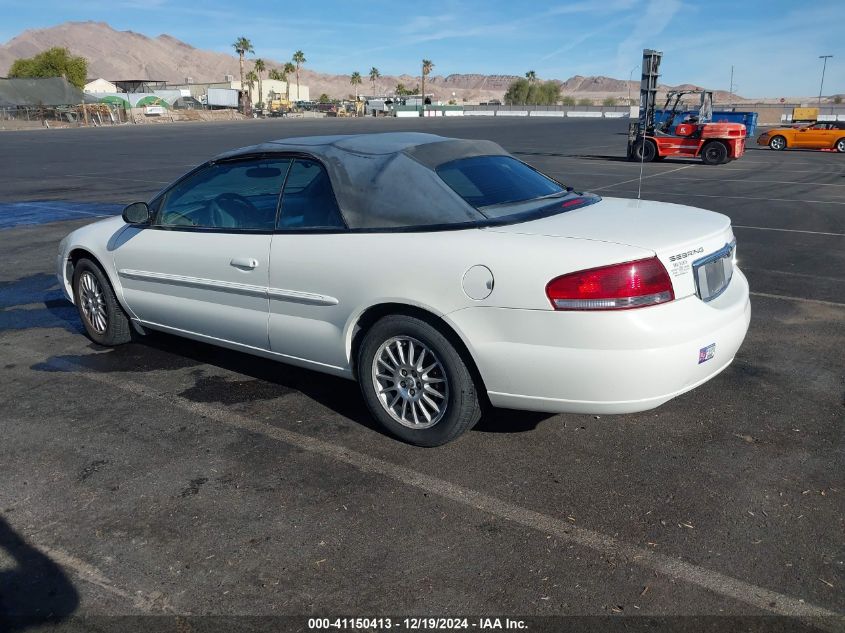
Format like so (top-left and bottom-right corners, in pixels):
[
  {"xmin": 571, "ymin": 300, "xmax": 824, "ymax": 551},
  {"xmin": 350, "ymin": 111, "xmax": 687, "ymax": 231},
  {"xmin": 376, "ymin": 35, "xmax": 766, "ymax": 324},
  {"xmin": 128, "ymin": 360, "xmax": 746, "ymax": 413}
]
[{"xmin": 436, "ymin": 155, "xmax": 566, "ymax": 212}]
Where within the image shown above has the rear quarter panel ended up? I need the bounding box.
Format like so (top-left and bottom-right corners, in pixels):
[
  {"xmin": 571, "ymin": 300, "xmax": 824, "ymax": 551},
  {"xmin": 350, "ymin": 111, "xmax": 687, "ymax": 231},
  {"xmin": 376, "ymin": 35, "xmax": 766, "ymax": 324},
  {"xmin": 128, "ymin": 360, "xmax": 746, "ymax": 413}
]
[{"xmin": 267, "ymin": 228, "xmax": 651, "ymax": 370}]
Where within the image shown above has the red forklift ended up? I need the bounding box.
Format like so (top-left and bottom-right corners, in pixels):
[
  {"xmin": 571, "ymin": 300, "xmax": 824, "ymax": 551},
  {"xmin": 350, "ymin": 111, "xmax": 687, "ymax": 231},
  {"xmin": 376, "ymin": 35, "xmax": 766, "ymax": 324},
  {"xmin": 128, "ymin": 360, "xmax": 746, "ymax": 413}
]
[{"xmin": 627, "ymin": 49, "xmax": 746, "ymax": 165}]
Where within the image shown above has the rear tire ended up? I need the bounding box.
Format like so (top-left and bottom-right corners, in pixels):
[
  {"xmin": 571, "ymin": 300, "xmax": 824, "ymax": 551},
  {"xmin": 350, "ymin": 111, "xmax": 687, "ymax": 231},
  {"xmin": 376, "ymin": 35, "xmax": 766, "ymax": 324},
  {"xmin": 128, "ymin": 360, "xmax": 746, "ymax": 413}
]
[
  {"xmin": 358, "ymin": 315, "xmax": 481, "ymax": 446},
  {"xmin": 632, "ymin": 139, "xmax": 657, "ymax": 162},
  {"xmin": 836, "ymin": 138, "xmax": 845, "ymax": 153},
  {"xmin": 701, "ymin": 141, "xmax": 728, "ymax": 165},
  {"xmin": 72, "ymin": 258, "xmax": 133, "ymax": 346},
  {"xmin": 769, "ymin": 135, "xmax": 787, "ymax": 151}
]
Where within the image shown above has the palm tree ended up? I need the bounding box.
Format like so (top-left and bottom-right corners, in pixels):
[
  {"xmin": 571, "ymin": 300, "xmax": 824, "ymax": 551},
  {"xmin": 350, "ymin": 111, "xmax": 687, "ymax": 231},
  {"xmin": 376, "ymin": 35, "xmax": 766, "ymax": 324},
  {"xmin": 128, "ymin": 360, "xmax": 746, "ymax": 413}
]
[
  {"xmin": 350, "ymin": 71, "xmax": 362, "ymax": 98},
  {"xmin": 525, "ymin": 70, "xmax": 537, "ymax": 83},
  {"xmin": 292, "ymin": 50, "xmax": 306, "ymax": 101},
  {"xmin": 245, "ymin": 70, "xmax": 258, "ymax": 109},
  {"xmin": 232, "ymin": 36, "xmax": 254, "ymax": 113},
  {"xmin": 268, "ymin": 68, "xmax": 282, "ymax": 81},
  {"xmin": 283, "ymin": 62, "xmax": 295, "ymax": 101},
  {"xmin": 395, "ymin": 83, "xmax": 407, "ymax": 96},
  {"xmin": 369, "ymin": 67, "xmax": 380, "ymax": 96},
  {"xmin": 421, "ymin": 59, "xmax": 434, "ymax": 114},
  {"xmin": 253, "ymin": 58, "xmax": 266, "ymax": 106}
]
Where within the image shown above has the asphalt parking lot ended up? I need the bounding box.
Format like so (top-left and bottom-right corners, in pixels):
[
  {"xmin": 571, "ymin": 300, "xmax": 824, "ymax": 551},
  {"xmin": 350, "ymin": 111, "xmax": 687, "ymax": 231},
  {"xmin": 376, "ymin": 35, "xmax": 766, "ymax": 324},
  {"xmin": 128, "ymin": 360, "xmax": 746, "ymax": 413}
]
[{"xmin": 0, "ymin": 117, "xmax": 843, "ymax": 632}]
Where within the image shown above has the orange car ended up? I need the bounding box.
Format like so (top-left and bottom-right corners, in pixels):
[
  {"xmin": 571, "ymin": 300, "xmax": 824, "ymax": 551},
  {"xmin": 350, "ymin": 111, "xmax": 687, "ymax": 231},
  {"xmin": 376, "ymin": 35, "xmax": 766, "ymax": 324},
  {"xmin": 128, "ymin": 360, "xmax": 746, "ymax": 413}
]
[{"xmin": 757, "ymin": 122, "xmax": 845, "ymax": 152}]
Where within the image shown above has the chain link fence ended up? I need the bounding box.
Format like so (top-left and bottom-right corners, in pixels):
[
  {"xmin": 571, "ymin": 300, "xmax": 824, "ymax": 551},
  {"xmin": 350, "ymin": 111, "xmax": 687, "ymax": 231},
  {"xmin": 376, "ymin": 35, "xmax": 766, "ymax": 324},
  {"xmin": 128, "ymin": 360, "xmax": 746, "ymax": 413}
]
[{"xmin": 0, "ymin": 103, "xmax": 128, "ymax": 128}]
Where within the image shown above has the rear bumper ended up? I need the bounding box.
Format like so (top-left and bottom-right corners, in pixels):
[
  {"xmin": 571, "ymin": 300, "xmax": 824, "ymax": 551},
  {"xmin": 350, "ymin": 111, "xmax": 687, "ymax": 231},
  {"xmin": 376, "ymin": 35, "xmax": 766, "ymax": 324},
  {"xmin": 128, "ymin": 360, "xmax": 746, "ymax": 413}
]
[{"xmin": 446, "ymin": 269, "xmax": 751, "ymax": 414}]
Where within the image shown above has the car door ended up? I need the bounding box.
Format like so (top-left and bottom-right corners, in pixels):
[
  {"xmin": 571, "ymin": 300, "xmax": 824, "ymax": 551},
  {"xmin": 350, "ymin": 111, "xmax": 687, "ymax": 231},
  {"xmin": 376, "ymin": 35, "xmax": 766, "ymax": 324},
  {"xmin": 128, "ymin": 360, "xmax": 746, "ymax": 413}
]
[
  {"xmin": 793, "ymin": 124, "xmax": 826, "ymax": 148},
  {"xmin": 113, "ymin": 156, "xmax": 291, "ymax": 350},
  {"xmin": 267, "ymin": 157, "xmax": 351, "ymax": 370}
]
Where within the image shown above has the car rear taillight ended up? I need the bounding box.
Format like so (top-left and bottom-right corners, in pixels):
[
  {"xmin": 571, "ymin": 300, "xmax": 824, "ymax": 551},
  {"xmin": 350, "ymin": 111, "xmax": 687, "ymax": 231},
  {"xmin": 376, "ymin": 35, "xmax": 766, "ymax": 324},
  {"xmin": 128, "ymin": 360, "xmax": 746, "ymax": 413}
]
[{"xmin": 546, "ymin": 257, "xmax": 674, "ymax": 310}]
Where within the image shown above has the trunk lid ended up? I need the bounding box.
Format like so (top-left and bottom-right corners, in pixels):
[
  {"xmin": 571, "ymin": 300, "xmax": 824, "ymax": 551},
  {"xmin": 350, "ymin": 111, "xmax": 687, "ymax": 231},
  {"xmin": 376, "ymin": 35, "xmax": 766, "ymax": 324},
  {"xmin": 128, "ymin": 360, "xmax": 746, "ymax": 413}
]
[{"xmin": 483, "ymin": 196, "xmax": 736, "ymax": 299}]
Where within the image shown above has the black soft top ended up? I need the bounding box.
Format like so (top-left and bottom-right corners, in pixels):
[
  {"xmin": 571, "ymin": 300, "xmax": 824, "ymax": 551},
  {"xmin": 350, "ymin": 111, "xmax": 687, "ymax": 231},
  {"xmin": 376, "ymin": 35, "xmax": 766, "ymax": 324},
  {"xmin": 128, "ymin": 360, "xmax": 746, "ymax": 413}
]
[{"xmin": 214, "ymin": 133, "xmax": 509, "ymax": 229}]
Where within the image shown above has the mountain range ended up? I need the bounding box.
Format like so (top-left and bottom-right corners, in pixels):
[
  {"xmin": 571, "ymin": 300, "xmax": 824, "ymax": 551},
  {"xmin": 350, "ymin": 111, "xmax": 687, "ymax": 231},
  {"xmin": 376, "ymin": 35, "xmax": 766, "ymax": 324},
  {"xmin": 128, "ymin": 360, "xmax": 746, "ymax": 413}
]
[{"xmin": 0, "ymin": 21, "xmax": 746, "ymax": 103}]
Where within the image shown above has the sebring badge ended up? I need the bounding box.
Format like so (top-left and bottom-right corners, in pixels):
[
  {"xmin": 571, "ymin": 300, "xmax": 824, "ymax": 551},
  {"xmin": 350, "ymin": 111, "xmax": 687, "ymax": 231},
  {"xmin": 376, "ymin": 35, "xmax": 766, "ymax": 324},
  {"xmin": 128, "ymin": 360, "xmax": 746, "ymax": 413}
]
[{"xmin": 698, "ymin": 343, "xmax": 716, "ymax": 364}]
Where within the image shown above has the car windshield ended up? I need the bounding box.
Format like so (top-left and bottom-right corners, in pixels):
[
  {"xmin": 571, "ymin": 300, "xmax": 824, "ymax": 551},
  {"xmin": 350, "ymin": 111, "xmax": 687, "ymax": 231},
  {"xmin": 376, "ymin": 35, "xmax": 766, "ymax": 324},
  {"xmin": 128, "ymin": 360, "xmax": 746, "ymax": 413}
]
[{"xmin": 435, "ymin": 155, "xmax": 597, "ymax": 222}]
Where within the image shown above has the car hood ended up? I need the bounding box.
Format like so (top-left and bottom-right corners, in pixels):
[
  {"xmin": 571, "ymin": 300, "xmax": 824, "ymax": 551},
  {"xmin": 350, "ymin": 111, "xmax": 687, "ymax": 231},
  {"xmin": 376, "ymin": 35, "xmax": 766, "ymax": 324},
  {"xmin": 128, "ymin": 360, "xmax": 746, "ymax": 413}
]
[{"xmin": 483, "ymin": 196, "xmax": 735, "ymax": 298}]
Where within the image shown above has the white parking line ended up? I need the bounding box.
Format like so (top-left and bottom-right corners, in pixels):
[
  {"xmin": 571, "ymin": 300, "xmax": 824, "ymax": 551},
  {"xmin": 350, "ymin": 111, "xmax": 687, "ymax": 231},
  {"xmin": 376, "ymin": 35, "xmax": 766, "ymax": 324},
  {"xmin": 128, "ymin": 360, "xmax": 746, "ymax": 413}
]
[
  {"xmin": 734, "ymin": 225, "xmax": 845, "ymax": 237},
  {"xmin": 39, "ymin": 543, "xmax": 168, "ymax": 613},
  {"xmin": 65, "ymin": 174, "xmax": 171, "ymax": 185},
  {"xmin": 589, "ymin": 165, "xmax": 694, "ymax": 192},
  {"xmin": 609, "ymin": 189, "xmax": 845, "ymax": 205},
  {"xmin": 7, "ymin": 342, "xmax": 842, "ymax": 624},
  {"xmin": 749, "ymin": 292, "xmax": 845, "ymax": 308},
  {"xmin": 669, "ymin": 177, "xmax": 845, "ymax": 187}
]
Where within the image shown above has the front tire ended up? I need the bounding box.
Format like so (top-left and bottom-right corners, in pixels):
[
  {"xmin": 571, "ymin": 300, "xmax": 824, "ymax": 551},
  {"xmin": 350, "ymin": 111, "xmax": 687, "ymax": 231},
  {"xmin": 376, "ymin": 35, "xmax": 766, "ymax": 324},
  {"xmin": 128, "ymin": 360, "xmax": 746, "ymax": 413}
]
[
  {"xmin": 836, "ymin": 138, "xmax": 845, "ymax": 153},
  {"xmin": 632, "ymin": 139, "xmax": 657, "ymax": 162},
  {"xmin": 358, "ymin": 315, "xmax": 481, "ymax": 446},
  {"xmin": 701, "ymin": 141, "xmax": 728, "ymax": 165},
  {"xmin": 769, "ymin": 135, "xmax": 787, "ymax": 151},
  {"xmin": 72, "ymin": 258, "xmax": 132, "ymax": 346}
]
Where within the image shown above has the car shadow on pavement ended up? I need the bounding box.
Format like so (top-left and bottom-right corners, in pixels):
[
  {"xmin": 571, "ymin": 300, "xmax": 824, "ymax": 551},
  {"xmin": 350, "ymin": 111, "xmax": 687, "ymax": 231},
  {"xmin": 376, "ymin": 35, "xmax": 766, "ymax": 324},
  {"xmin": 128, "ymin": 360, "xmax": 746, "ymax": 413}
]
[
  {"xmin": 0, "ymin": 273, "xmax": 82, "ymax": 334},
  {"xmin": 0, "ymin": 515, "xmax": 79, "ymax": 631},
  {"xmin": 31, "ymin": 326, "xmax": 555, "ymax": 438},
  {"xmin": 473, "ymin": 408, "xmax": 554, "ymax": 434}
]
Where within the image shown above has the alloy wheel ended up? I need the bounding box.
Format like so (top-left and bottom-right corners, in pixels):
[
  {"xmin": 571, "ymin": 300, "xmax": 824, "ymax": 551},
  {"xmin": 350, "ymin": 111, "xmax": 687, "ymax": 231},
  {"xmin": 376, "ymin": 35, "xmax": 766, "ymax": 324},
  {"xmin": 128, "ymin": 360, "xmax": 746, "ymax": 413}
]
[
  {"xmin": 79, "ymin": 271, "xmax": 108, "ymax": 334},
  {"xmin": 371, "ymin": 336, "xmax": 449, "ymax": 429}
]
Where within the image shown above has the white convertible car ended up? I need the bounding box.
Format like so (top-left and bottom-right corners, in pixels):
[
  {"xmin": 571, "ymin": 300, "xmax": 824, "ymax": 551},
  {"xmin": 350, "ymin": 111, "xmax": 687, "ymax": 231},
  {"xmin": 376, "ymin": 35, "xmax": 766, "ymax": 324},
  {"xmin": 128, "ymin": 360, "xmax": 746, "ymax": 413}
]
[{"xmin": 57, "ymin": 133, "xmax": 750, "ymax": 445}]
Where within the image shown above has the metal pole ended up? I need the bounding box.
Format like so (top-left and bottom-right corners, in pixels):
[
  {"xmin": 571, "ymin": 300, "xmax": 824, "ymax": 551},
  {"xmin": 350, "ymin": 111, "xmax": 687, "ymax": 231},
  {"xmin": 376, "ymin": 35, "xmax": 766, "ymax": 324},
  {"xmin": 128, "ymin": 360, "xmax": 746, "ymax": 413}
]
[
  {"xmin": 818, "ymin": 55, "xmax": 832, "ymax": 105},
  {"xmin": 628, "ymin": 65, "xmax": 637, "ymax": 105},
  {"xmin": 729, "ymin": 65, "xmax": 734, "ymax": 105}
]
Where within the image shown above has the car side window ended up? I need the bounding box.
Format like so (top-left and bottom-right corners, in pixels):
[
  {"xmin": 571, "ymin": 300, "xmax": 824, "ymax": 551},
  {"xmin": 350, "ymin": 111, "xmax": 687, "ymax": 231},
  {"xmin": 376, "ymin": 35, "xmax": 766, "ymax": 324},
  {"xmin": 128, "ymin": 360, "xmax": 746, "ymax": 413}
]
[
  {"xmin": 277, "ymin": 159, "xmax": 346, "ymax": 230},
  {"xmin": 157, "ymin": 158, "xmax": 291, "ymax": 231}
]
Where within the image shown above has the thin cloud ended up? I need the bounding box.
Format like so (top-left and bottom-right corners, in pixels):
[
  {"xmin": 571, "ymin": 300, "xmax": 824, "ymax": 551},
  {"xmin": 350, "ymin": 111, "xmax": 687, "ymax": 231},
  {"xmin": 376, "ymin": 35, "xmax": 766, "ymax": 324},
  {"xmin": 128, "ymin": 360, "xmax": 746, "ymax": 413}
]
[{"xmin": 614, "ymin": 0, "xmax": 683, "ymax": 72}]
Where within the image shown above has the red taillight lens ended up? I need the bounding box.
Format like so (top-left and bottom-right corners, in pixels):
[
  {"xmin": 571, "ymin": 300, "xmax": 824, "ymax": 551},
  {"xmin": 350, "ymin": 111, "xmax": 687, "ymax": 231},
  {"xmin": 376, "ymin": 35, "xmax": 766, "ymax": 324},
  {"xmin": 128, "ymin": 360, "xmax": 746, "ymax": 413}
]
[{"xmin": 546, "ymin": 257, "xmax": 674, "ymax": 310}]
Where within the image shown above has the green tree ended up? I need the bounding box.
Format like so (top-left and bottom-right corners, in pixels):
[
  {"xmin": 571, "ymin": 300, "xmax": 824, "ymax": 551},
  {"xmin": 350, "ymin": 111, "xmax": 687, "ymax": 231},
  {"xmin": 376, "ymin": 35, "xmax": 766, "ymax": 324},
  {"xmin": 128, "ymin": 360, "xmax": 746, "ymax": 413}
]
[
  {"xmin": 268, "ymin": 68, "xmax": 283, "ymax": 81},
  {"xmin": 283, "ymin": 62, "xmax": 295, "ymax": 101},
  {"xmin": 504, "ymin": 78, "xmax": 530, "ymax": 105},
  {"xmin": 253, "ymin": 58, "xmax": 266, "ymax": 106},
  {"xmin": 292, "ymin": 50, "xmax": 306, "ymax": 101},
  {"xmin": 525, "ymin": 70, "xmax": 537, "ymax": 83},
  {"xmin": 602, "ymin": 96, "xmax": 616, "ymax": 107},
  {"xmin": 369, "ymin": 66, "xmax": 381, "ymax": 95},
  {"xmin": 395, "ymin": 83, "xmax": 407, "ymax": 96},
  {"xmin": 245, "ymin": 69, "xmax": 258, "ymax": 108},
  {"xmin": 318, "ymin": 93, "xmax": 330, "ymax": 103},
  {"xmin": 504, "ymin": 78, "xmax": 560, "ymax": 106},
  {"xmin": 350, "ymin": 71, "xmax": 362, "ymax": 98},
  {"xmin": 8, "ymin": 47, "xmax": 88, "ymax": 88},
  {"xmin": 577, "ymin": 97, "xmax": 592, "ymax": 106},
  {"xmin": 561, "ymin": 95, "xmax": 576, "ymax": 106},
  {"xmin": 421, "ymin": 59, "xmax": 434, "ymax": 112},
  {"xmin": 232, "ymin": 37, "xmax": 254, "ymax": 112},
  {"xmin": 834, "ymin": 95, "xmax": 843, "ymax": 104}
]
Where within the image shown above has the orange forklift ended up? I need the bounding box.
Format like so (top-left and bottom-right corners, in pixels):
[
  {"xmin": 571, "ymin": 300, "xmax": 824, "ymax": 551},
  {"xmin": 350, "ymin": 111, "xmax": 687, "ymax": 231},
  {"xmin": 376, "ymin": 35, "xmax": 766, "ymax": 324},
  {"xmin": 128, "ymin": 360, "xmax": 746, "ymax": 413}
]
[{"xmin": 627, "ymin": 49, "xmax": 746, "ymax": 165}]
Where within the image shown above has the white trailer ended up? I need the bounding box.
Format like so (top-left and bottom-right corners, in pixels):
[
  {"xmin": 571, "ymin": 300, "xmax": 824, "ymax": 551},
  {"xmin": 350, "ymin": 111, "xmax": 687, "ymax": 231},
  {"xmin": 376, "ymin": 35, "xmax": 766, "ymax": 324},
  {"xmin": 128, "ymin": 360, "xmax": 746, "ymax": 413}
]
[{"xmin": 204, "ymin": 88, "xmax": 239, "ymax": 108}]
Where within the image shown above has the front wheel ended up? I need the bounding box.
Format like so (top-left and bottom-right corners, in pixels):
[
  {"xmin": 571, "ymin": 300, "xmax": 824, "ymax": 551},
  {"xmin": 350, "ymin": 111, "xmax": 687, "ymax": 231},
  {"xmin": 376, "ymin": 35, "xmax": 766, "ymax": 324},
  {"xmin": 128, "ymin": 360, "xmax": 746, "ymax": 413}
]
[
  {"xmin": 72, "ymin": 258, "xmax": 133, "ymax": 346},
  {"xmin": 836, "ymin": 138, "xmax": 845, "ymax": 153},
  {"xmin": 769, "ymin": 135, "xmax": 787, "ymax": 151},
  {"xmin": 631, "ymin": 139, "xmax": 657, "ymax": 162},
  {"xmin": 358, "ymin": 315, "xmax": 482, "ymax": 446},
  {"xmin": 701, "ymin": 141, "xmax": 728, "ymax": 165}
]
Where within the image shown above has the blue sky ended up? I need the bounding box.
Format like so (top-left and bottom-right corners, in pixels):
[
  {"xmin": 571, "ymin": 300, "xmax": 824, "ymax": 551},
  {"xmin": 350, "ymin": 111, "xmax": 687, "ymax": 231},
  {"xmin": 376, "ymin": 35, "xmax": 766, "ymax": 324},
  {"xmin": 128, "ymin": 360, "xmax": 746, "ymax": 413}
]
[{"xmin": 1, "ymin": 0, "xmax": 842, "ymax": 97}]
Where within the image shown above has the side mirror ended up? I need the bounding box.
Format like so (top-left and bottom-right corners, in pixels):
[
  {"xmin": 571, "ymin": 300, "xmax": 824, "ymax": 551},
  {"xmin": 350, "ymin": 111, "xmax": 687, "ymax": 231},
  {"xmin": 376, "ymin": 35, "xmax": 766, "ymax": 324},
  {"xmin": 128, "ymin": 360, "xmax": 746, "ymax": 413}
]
[{"xmin": 122, "ymin": 201, "xmax": 151, "ymax": 225}]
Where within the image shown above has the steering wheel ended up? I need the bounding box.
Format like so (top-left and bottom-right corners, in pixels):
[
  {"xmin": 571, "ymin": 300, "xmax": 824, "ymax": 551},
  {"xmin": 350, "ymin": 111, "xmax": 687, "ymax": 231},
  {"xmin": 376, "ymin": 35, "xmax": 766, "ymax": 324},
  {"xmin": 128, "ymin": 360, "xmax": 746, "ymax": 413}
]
[{"xmin": 210, "ymin": 192, "xmax": 258, "ymax": 228}]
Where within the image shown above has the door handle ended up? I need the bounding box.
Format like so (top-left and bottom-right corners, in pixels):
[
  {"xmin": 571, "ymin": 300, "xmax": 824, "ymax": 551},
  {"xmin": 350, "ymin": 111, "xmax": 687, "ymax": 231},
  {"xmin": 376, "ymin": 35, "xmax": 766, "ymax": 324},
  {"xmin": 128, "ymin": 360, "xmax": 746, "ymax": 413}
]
[{"xmin": 230, "ymin": 257, "xmax": 259, "ymax": 270}]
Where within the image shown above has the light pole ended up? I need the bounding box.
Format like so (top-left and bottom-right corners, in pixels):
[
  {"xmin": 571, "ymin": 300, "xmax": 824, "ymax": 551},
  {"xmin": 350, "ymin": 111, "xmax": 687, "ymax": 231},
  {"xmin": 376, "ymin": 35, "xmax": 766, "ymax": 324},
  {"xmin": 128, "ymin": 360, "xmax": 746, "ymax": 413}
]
[
  {"xmin": 628, "ymin": 65, "xmax": 638, "ymax": 105},
  {"xmin": 818, "ymin": 55, "xmax": 833, "ymax": 105},
  {"xmin": 729, "ymin": 65, "xmax": 734, "ymax": 104}
]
